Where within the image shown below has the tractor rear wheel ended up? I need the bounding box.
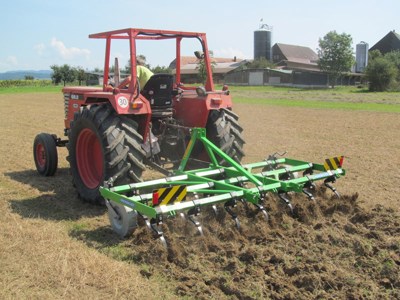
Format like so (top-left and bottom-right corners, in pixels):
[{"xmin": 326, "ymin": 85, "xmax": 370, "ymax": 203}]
[
  {"xmin": 67, "ymin": 104, "xmax": 146, "ymax": 205},
  {"xmin": 33, "ymin": 133, "xmax": 58, "ymax": 176},
  {"xmin": 206, "ymin": 108, "xmax": 245, "ymax": 164}
]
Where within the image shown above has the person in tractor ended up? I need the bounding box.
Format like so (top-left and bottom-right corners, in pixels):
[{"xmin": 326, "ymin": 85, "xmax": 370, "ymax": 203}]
[
  {"xmin": 115, "ymin": 57, "xmax": 153, "ymax": 91},
  {"xmin": 136, "ymin": 57, "xmax": 154, "ymax": 89}
]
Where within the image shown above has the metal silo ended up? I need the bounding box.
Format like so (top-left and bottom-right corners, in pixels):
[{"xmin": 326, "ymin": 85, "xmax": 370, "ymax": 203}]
[
  {"xmin": 356, "ymin": 41, "xmax": 369, "ymax": 73},
  {"xmin": 254, "ymin": 24, "xmax": 273, "ymax": 61}
]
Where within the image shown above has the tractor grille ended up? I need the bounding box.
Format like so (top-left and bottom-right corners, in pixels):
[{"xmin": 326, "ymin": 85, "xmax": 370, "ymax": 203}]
[{"xmin": 64, "ymin": 93, "xmax": 69, "ymax": 118}]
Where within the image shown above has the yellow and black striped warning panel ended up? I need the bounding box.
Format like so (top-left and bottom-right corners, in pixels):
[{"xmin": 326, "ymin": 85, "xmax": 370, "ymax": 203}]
[
  {"xmin": 152, "ymin": 185, "xmax": 187, "ymax": 206},
  {"xmin": 324, "ymin": 156, "xmax": 344, "ymax": 171}
]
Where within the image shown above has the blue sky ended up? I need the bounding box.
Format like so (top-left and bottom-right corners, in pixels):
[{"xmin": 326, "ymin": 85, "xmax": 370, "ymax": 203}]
[{"xmin": 0, "ymin": 0, "xmax": 398, "ymax": 72}]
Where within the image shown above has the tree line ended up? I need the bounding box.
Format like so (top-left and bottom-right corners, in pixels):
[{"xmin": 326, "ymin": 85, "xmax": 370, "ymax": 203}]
[
  {"xmin": 50, "ymin": 57, "xmax": 172, "ymax": 87},
  {"xmin": 50, "ymin": 34, "xmax": 400, "ymax": 92},
  {"xmin": 302, "ymin": 31, "xmax": 400, "ymax": 91},
  {"xmin": 50, "ymin": 65, "xmax": 86, "ymax": 86}
]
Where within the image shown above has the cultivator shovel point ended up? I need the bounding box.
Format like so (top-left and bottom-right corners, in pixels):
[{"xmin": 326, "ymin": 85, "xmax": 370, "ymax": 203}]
[{"xmin": 100, "ymin": 128, "xmax": 346, "ymax": 246}]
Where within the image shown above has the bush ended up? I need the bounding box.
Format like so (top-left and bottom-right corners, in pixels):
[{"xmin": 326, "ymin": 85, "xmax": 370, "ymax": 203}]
[
  {"xmin": 0, "ymin": 80, "xmax": 53, "ymax": 88},
  {"xmin": 0, "ymin": 79, "xmax": 52, "ymax": 88},
  {"xmin": 365, "ymin": 57, "xmax": 398, "ymax": 92}
]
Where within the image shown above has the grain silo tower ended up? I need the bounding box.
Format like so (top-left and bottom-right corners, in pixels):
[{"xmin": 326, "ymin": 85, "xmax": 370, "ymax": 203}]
[
  {"xmin": 356, "ymin": 41, "xmax": 369, "ymax": 73},
  {"xmin": 254, "ymin": 23, "xmax": 273, "ymax": 61}
]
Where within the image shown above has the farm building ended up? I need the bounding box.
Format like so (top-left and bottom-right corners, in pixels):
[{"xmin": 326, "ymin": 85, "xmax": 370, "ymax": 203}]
[
  {"xmin": 369, "ymin": 30, "xmax": 400, "ymax": 54},
  {"xmin": 224, "ymin": 68, "xmax": 331, "ymax": 87},
  {"xmin": 169, "ymin": 56, "xmax": 248, "ymax": 83},
  {"xmin": 272, "ymin": 43, "xmax": 320, "ymax": 72},
  {"xmin": 225, "ymin": 42, "xmax": 362, "ymax": 87}
]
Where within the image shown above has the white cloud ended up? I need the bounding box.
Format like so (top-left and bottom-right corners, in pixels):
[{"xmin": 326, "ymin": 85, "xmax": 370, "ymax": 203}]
[
  {"xmin": 0, "ymin": 56, "xmax": 19, "ymax": 71},
  {"xmin": 50, "ymin": 37, "xmax": 90, "ymax": 60},
  {"xmin": 34, "ymin": 43, "xmax": 46, "ymax": 55},
  {"xmin": 6, "ymin": 56, "xmax": 18, "ymax": 65}
]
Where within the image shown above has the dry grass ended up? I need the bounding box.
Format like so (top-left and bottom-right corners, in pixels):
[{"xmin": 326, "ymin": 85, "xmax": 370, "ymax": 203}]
[{"xmin": 0, "ymin": 91, "xmax": 399, "ymax": 299}]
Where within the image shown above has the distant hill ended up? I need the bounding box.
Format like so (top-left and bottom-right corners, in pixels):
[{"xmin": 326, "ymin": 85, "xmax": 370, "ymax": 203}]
[{"xmin": 0, "ymin": 70, "xmax": 52, "ymax": 80}]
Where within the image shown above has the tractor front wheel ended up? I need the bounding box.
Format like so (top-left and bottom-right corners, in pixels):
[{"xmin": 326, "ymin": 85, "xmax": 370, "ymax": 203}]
[
  {"xmin": 33, "ymin": 133, "xmax": 58, "ymax": 176},
  {"xmin": 67, "ymin": 104, "xmax": 146, "ymax": 205}
]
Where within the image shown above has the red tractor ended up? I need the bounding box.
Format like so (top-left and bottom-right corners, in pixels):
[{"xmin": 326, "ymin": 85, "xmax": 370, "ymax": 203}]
[{"xmin": 33, "ymin": 28, "xmax": 245, "ymax": 204}]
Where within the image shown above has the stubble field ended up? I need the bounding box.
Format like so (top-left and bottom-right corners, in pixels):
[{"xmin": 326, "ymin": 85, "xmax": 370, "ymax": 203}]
[{"xmin": 0, "ymin": 88, "xmax": 399, "ymax": 299}]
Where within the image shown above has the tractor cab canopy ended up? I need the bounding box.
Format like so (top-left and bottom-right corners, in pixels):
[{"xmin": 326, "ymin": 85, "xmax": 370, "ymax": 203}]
[{"xmin": 89, "ymin": 28, "xmax": 215, "ymax": 93}]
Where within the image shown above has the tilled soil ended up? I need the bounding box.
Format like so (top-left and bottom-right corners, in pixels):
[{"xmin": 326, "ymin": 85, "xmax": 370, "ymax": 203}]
[
  {"xmin": 109, "ymin": 102, "xmax": 400, "ymax": 299},
  {"xmin": 109, "ymin": 189, "xmax": 399, "ymax": 299},
  {"xmin": 1, "ymin": 94, "xmax": 399, "ymax": 299}
]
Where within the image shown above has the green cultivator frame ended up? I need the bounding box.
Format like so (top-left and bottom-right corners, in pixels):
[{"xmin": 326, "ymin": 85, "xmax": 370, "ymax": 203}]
[{"xmin": 100, "ymin": 128, "xmax": 345, "ymax": 245}]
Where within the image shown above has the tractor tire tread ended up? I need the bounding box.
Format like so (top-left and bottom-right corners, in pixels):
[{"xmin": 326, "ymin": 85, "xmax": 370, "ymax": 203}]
[{"xmin": 68, "ymin": 104, "xmax": 145, "ymax": 205}]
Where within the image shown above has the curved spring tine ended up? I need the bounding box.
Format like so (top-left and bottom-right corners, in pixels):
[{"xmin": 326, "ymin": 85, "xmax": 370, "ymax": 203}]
[
  {"xmin": 212, "ymin": 205, "xmax": 218, "ymax": 216},
  {"xmin": 234, "ymin": 218, "xmax": 241, "ymax": 230},
  {"xmin": 224, "ymin": 200, "xmax": 240, "ymax": 229},
  {"xmin": 261, "ymin": 209, "xmax": 269, "ymax": 222},
  {"xmin": 254, "ymin": 203, "xmax": 269, "ymax": 222},
  {"xmin": 278, "ymin": 193, "xmax": 294, "ymax": 215},
  {"xmin": 197, "ymin": 226, "xmax": 204, "ymax": 236},
  {"xmin": 189, "ymin": 216, "xmax": 203, "ymax": 236},
  {"xmin": 138, "ymin": 213, "xmax": 152, "ymax": 229},
  {"xmin": 159, "ymin": 235, "xmax": 168, "ymax": 248},
  {"xmin": 188, "ymin": 207, "xmax": 203, "ymax": 236},
  {"xmin": 287, "ymin": 203, "xmax": 294, "ymax": 215},
  {"xmin": 302, "ymin": 188, "xmax": 315, "ymax": 201},
  {"xmin": 325, "ymin": 182, "xmax": 341, "ymax": 199}
]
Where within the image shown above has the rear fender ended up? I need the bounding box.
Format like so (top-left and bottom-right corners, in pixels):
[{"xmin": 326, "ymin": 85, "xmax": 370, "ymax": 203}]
[
  {"xmin": 63, "ymin": 88, "xmax": 151, "ymax": 139},
  {"xmin": 173, "ymin": 92, "xmax": 233, "ymax": 127}
]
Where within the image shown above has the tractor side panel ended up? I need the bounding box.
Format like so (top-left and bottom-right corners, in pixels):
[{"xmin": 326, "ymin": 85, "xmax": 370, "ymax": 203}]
[{"xmin": 173, "ymin": 93, "xmax": 233, "ymax": 127}]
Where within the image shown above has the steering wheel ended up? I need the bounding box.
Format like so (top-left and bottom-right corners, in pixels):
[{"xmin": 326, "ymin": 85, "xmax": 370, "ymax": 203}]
[{"xmin": 117, "ymin": 75, "xmax": 132, "ymax": 89}]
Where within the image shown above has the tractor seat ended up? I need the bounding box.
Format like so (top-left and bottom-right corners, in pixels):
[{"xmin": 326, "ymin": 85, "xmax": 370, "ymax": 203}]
[{"xmin": 141, "ymin": 74, "xmax": 174, "ymax": 108}]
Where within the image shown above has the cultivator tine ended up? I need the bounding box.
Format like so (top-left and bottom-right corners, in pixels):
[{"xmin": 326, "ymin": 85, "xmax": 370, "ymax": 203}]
[
  {"xmin": 278, "ymin": 192, "xmax": 294, "ymax": 214},
  {"xmin": 212, "ymin": 205, "xmax": 218, "ymax": 216},
  {"xmin": 240, "ymin": 198, "xmax": 249, "ymax": 209},
  {"xmin": 253, "ymin": 203, "xmax": 269, "ymax": 222},
  {"xmin": 224, "ymin": 199, "xmax": 240, "ymax": 229},
  {"xmin": 302, "ymin": 188, "xmax": 315, "ymax": 201},
  {"xmin": 139, "ymin": 213, "xmax": 152, "ymax": 229},
  {"xmin": 302, "ymin": 181, "xmax": 316, "ymax": 201},
  {"xmin": 150, "ymin": 218, "xmax": 167, "ymax": 248},
  {"xmin": 324, "ymin": 176, "xmax": 340, "ymax": 198},
  {"xmin": 187, "ymin": 207, "xmax": 203, "ymax": 236}
]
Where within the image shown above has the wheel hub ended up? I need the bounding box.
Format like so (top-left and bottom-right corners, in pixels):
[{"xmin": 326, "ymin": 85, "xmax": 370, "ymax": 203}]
[
  {"xmin": 35, "ymin": 143, "xmax": 46, "ymax": 168},
  {"xmin": 76, "ymin": 128, "xmax": 104, "ymax": 189}
]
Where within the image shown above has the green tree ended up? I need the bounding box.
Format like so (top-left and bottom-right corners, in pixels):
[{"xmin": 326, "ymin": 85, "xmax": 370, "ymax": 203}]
[
  {"xmin": 151, "ymin": 65, "xmax": 172, "ymax": 74},
  {"xmin": 75, "ymin": 67, "xmax": 86, "ymax": 86},
  {"xmin": 384, "ymin": 51, "xmax": 400, "ymax": 81},
  {"xmin": 317, "ymin": 31, "xmax": 355, "ymax": 87},
  {"xmin": 196, "ymin": 59, "xmax": 216, "ymax": 84},
  {"xmin": 246, "ymin": 57, "xmax": 274, "ymax": 69},
  {"xmin": 365, "ymin": 56, "xmax": 398, "ymax": 91},
  {"xmin": 24, "ymin": 75, "xmax": 34, "ymax": 80},
  {"xmin": 368, "ymin": 49, "xmax": 382, "ymax": 61},
  {"xmin": 50, "ymin": 64, "xmax": 76, "ymax": 86}
]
